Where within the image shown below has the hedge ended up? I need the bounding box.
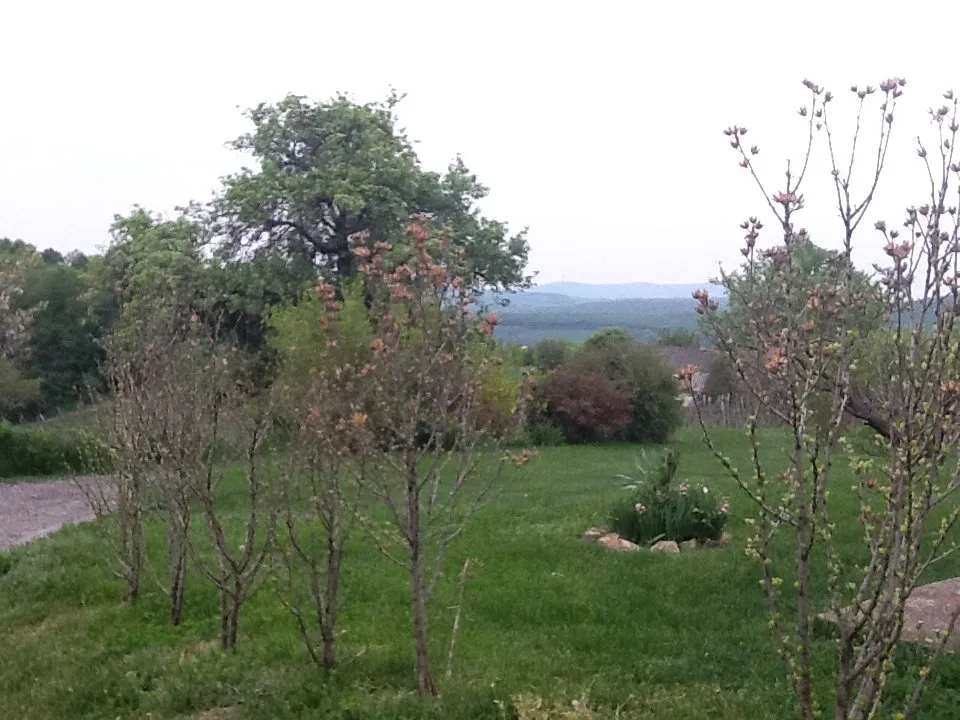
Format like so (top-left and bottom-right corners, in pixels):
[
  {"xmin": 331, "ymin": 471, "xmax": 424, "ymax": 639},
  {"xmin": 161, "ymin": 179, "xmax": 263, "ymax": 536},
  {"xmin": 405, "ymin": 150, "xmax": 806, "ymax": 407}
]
[{"xmin": 0, "ymin": 422, "xmax": 111, "ymax": 478}]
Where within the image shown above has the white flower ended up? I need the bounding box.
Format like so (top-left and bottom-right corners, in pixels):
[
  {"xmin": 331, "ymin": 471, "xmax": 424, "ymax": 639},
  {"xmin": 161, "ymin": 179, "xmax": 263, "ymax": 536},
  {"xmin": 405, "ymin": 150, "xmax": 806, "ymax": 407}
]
[{"xmin": 702, "ymin": 486, "xmax": 710, "ymax": 494}]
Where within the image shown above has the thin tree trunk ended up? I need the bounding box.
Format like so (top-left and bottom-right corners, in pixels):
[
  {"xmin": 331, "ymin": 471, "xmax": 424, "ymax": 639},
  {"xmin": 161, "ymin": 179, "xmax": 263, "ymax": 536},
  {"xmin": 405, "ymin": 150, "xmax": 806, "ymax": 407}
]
[
  {"xmin": 220, "ymin": 595, "xmax": 240, "ymax": 650},
  {"xmin": 407, "ymin": 473, "xmax": 438, "ymax": 696},
  {"xmin": 169, "ymin": 540, "xmax": 188, "ymax": 626},
  {"xmin": 412, "ymin": 565, "xmax": 436, "ymax": 696},
  {"xmin": 321, "ymin": 529, "xmax": 342, "ymax": 670},
  {"xmin": 220, "ymin": 589, "xmax": 229, "ymax": 649},
  {"xmin": 834, "ymin": 643, "xmax": 855, "ymax": 719},
  {"xmin": 125, "ymin": 499, "xmax": 145, "ymax": 603},
  {"xmin": 227, "ymin": 594, "xmax": 241, "ymax": 649},
  {"xmin": 167, "ymin": 508, "xmax": 189, "ymax": 625},
  {"xmin": 793, "ymin": 436, "xmax": 816, "ymax": 720}
]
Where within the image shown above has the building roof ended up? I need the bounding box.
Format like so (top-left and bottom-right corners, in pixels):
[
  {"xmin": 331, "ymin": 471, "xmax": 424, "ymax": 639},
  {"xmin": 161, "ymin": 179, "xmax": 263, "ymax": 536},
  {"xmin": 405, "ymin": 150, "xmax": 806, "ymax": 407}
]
[{"xmin": 653, "ymin": 346, "xmax": 719, "ymax": 372}]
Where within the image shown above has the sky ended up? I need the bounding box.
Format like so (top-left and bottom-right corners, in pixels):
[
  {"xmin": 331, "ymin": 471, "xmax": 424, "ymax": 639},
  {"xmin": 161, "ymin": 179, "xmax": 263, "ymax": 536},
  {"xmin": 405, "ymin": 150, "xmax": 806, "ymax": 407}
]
[{"xmin": 1, "ymin": 0, "xmax": 957, "ymax": 285}]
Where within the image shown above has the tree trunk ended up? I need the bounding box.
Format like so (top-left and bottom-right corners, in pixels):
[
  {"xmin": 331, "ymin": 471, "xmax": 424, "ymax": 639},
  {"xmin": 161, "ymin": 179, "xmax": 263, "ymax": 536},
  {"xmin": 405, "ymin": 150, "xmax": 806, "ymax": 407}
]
[
  {"xmin": 412, "ymin": 566, "xmax": 437, "ymax": 696},
  {"xmin": 407, "ymin": 475, "xmax": 438, "ymax": 696},
  {"xmin": 793, "ymin": 439, "xmax": 816, "ymax": 720},
  {"xmin": 220, "ymin": 592, "xmax": 242, "ymax": 650},
  {"xmin": 321, "ymin": 622, "xmax": 336, "ymax": 670},
  {"xmin": 834, "ymin": 642, "xmax": 855, "ymax": 720},
  {"xmin": 124, "ymin": 501, "xmax": 145, "ymax": 604},
  {"xmin": 168, "ymin": 541, "xmax": 188, "ymax": 626},
  {"xmin": 321, "ymin": 531, "xmax": 342, "ymax": 670},
  {"xmin": 227, "ymin": 595, "xmax": 241, "ymax": 649},
  {"xmin": 167, "ymin": 510, "xmax": 189, "ymax": 626},
  {"xmin": 219, "ymin": 587, "xmax": 230, "ymax": 649}
]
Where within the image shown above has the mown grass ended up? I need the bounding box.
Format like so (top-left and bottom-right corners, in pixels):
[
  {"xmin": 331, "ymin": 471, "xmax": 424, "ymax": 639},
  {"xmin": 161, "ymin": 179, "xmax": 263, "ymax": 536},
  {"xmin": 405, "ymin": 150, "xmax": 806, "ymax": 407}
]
[{"xmin": 2, "ymin": 429, "xmax": 960, "ymax": 719}]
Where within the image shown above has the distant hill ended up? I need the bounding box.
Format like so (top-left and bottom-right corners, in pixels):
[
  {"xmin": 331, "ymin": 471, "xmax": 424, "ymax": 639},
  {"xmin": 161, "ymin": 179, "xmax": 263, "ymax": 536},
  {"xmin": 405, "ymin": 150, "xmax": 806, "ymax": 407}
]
[
  {"xmin": 485, "ymin": 291, "xmax": 587, "ymax": 310},
  {"xmin": 526, "ymin": 281, "xmax": 726, "ymax": 301},
  {"xmin": 485, "ymin": 281, "xmax": 729, "ymax": 346}
]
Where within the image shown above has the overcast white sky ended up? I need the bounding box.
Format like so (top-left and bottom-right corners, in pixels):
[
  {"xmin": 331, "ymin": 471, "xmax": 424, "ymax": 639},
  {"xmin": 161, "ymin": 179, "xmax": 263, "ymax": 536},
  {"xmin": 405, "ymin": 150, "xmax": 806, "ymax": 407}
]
[{"xmin": 1, "ymin": 0, "xmax": 956, "ymax": 285}]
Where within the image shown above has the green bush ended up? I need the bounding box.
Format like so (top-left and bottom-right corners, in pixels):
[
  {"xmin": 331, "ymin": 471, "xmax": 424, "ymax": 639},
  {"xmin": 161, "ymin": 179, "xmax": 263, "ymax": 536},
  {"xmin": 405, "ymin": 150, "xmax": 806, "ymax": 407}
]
[
  {"xmin": 609, "ymin": 449, "xmax": 729, "ymax": 545},
  {"xmin": 559, "ymin": 340, "xmax": 683, "ymax": 444},
  {"xmin": 524, "ymin": 423, "xmax": 566, "ymax": 447},
  {"xmin": 0, "ymin": 552, "xmax": 11, "ymax": 578},
  {"xmin": 0, "ymin": 422, "xmax": 111, "ymax": 478},
  {"xmin": 529, "ymin": 338, "xmax": 572, "ymax": 371},
  {"xmin": 583, "ymin": 327, "xmax": 634, "ymax": 353},
  {"xmin": 842, "ymin": 423, "xmax": 888, "ymax": 459}
]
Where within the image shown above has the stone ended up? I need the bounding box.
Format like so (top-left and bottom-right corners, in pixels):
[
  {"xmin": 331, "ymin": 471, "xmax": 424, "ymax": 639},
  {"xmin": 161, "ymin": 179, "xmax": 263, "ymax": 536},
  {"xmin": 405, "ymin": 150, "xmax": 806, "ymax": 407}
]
[
  {"xmin": 816, "ymin": 577, "xmax": 960, "ymax": 651},
  {"xmin": 651, "ymin": 540, "xmax": 680, "ymax": 554},
  {"xmin": 582, "ymin": 527, "xmax": 607, "ymax": 543},
  {"xmin": 597, "ymin": 532, "xmax": 640, "ymax": 552},
  {"xmin": 705, "ymin": 531, "xmax": 733, "ymax": 548},
  {"xmin": 679, "ymin": 539, "xmax": 698, "ymax": 552}
]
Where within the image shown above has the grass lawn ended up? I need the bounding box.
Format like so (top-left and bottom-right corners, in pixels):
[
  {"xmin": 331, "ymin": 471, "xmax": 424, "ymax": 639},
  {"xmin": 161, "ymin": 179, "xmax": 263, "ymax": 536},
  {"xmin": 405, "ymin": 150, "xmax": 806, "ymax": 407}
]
[{"xmin": 2, "ymin": 429, "xmax": 960, "ymax": 719}]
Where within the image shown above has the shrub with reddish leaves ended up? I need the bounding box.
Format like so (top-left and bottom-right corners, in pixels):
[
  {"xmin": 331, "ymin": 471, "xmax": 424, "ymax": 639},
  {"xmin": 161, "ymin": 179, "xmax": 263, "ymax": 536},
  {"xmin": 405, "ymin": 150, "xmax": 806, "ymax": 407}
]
[{"xmin": 538, "ymin": 367, "xmax": 630, "ymax": 444}]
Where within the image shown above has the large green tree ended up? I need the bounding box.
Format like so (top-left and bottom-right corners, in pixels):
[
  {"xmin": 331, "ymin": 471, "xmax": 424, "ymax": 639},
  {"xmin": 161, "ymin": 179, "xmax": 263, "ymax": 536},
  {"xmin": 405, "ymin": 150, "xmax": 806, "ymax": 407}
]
[
  {"xmin": 18, "ymin": 251, "xmax": 104, "ymax": 410},
  {"xmin": 95, "ymin": 208, "xmax": 311, "ymax": 383},
  {"xmin": 93, "ymin": 208, "xmax": 208, "ymax": 328},
  {"xmin": 210, "ymin": 93, "xmax": 530, "ymax": 292}
]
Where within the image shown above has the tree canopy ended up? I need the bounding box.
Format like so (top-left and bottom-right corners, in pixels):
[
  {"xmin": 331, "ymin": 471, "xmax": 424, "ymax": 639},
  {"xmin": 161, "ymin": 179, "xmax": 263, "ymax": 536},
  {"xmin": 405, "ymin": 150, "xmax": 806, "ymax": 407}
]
[
  {"xmin": 210, "ymin": 93, "xmax": 530, "ymax": 292},
  {"xmin": 1, "ymin": 90, "xmax": 534, "ymax": 419}
]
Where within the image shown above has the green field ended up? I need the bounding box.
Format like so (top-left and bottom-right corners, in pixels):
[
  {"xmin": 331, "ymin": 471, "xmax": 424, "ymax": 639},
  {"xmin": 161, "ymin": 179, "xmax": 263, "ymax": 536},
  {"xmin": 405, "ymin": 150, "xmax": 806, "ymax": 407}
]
[{"xmin": 2, "ymin": 430, "xmax": 960, "ymax": 719}]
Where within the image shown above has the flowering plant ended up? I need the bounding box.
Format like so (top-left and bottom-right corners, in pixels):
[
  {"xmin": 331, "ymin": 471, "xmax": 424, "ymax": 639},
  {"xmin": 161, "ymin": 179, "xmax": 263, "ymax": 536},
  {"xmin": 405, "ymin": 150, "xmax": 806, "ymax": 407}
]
[{"xmin": 609, "ymin": 449, "xmax": 730, "ymax": 544}]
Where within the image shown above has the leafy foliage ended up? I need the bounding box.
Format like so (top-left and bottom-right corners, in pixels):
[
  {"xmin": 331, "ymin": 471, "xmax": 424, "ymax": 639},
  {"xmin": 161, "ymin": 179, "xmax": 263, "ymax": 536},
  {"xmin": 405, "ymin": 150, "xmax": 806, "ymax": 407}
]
[
  {"xmin": 528, "ymin": 338, "xmax": 571, "ymax": 371},
  {"xmin": 702, "ymin": 354, "xmax": 741, "ymax": 399},
  {"xmin": 538, "ymin": 367, "xmax": 630, "ymax": 444},
  {"xmin": 268, "ymin": 278, "xmax": 373, "ymax": 403},
  {"xmin": 582, "ymin": 327, "xmax": 634, "ymax": 353},
  {"xmin": 282, "ymin": 215, "xmax": 531, "ymax": 695},
  {"xmin": 610, "ymin": 450, "xmax": 729, "ymax": 544},
  {"xmin": 476, "ymin": 352, "xmax": 524, "ymax": 438},
  {"xmin": 0, "ymin": 239, "xmax": 35, "ymax": 357},
  {"xmin": 0, "ymin": 422, "xmax": 110, "ymax": 478},
  {"xmin": 0, "ymin": 357, "xmax": 40, "ymax": 419},
  {"xmin": 211, "ymin": 93, "xmax": 530, "ymax": 292},
  {"xmin": 535, "ymin": 333, "xmax": 682, "ymax": 445},
  {"xmin": 523, "ymin": 423, "xmax": 566, "ymax": 447},
  {"xmin": 18, "ymin": 256, "xmax": 104, "ymax": 410},
  {"xmin": 0, "ymin": 241, "xmax": 38, "ymax": 413},
  {"xmin": 566, "ymin": 341, "xmax": 683, "ymax": 444},
  {"xmin": 657, "ymin": 327, "xmax": 700, "ymax": 347}
]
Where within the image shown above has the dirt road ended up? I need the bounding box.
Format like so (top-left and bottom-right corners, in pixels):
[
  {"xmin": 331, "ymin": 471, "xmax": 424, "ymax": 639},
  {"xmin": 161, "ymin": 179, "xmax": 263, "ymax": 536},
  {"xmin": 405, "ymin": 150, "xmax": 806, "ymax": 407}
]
[{"xmin": 0, "ymin": 479, "xmax": 99, "ymax": 551}]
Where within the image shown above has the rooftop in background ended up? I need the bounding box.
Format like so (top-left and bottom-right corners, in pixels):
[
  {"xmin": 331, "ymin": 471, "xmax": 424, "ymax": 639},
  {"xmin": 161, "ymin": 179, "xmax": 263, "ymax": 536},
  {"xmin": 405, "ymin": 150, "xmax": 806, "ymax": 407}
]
[{"xmin": 653, "ymin": 346, "xmax": 719, "ymax": 371}]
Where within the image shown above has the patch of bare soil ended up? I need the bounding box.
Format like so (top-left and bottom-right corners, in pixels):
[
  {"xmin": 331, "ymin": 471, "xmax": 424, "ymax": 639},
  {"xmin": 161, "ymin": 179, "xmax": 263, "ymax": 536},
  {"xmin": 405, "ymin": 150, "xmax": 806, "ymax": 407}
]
[{"xmin": 0, "ymin": 478, "xmax": 101, "ymax": 551}]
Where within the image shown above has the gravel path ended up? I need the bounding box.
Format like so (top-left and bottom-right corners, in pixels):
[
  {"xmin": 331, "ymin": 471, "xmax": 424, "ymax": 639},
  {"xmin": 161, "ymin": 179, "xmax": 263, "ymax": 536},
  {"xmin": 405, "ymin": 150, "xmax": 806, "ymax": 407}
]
[{"xmin": 0, "ymin": 478, "xmax": 101, "ymax": 551}]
